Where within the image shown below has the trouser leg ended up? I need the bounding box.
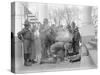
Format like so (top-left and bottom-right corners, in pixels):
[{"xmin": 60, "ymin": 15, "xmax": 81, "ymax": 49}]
[
  {"xmin": 24, "ymin": 54, "xmax": 27, "ymax": 62},
  {"xmin": 31, "ymin": 42, "xmax": 37, "ymax": 64},
  {"xmin": 24, "ymin": 53, "xmax": 32, "ymax": 66},
  {"xmin": 23, "ymin": 40, "xmax": 32, "ymax": 66},
  {"xmin": 24, "ymin": 53, "xmax": 29, "ymax": 66}
]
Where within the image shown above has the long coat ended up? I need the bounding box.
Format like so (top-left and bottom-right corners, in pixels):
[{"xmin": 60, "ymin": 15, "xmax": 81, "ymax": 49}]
[
  {"xmin": 72, "ymin": 30, "xmax": 81, "ymax": 55},
  {"xmin": 30, "ymin": 30, "xmax": 36, "ymax": 60},
  {"xmin": 34, "ymin": 30, "xmax": 42, "ymax": 63},
  {"xmin": 17, "ymin": 28, "xmax": 32, "ymax": 54}
]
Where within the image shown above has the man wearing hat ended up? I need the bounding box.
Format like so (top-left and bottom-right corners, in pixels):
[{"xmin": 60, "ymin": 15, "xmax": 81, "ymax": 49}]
[
  {"xmin": 17, "ymin": 20, "xmax": 32, "ymax": 66},
  {"xmin": 70, "ymin": 21, "xmax": 82, "ymax": 55}
]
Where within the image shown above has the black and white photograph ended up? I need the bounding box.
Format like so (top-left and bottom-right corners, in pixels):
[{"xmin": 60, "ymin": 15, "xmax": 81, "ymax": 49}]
[{"xmin": 11, "ymin": 2, "xmax": 98, "ymax": 73}]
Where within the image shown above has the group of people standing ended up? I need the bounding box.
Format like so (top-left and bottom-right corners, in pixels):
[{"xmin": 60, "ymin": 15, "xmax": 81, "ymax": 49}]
[
  {"xmin": 17, "ymin": 18, "xmax": 55, "ymax": 66},
  {"xmin": 17, "ymin": 18, "xmax": 82, "ymax": 66}
]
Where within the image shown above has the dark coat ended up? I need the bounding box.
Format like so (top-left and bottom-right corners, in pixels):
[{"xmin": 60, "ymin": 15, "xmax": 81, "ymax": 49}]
[
  {"xmin": 17, "ymin": 28, "xmax": 32, "ymax": 54},
  {"xmin": 72, "ymin": 30, "xmax": 81, "ymax": 55},
  {"xmin": 17, "ymin": 28, "xmax": 31, "ymax": 40}
]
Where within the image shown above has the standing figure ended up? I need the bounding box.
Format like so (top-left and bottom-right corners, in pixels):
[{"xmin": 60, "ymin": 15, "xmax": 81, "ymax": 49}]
[
  {"xmin": 72, "ymin": 27, "xmax": 82, "ymax": 55},
  {"xmin": 17, "ymin": 20, "xmax": 32, "ymax": 66},
  {"xmin": 34, "ymin": 23, "xmax": 42, "ymax": 64},
  {"xmin": 71, "ymin": 21, "xmax": 77, "ymax": 55},
  {"xmin": 70, "ymin": 27, "xmax": 82, "ymax": 63},
  {"xmin": 30, "ymin": 24, "xmax": 37, "ymax": 64},
  {"xmin": 40, "ymin": 18, "xmax": 49, "ymax": 59},
  {"xmin": 69, "ymin": 21, "xmax": 82, "ymax": 62}
]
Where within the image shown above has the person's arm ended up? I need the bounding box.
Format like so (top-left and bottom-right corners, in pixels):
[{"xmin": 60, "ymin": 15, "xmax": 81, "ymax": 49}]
[
  {"xmin": 17, "ymin": 31, "xmax": 22, "ymax": 40},
  {"xmin": 78, "ymin": 32, "xmax": 82, "ymax": 47},
  {"xmin": 17, "ymin": 28, "xmax": 26, "ymax": 40}
]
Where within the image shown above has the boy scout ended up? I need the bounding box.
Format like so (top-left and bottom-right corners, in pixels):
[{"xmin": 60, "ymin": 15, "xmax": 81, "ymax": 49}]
[{"xmin": 17, "ymin": 20, "xmax": 32, "ymax": 66}]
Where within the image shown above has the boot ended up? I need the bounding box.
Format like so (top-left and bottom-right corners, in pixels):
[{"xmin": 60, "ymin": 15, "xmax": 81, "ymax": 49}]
[
  {"xmin": 24, "ymin": 54, "xmax": 28, "ymax": 66},
  {"xmin": 70, "ymin": 55, "xmax": 81, "ymax": 63},
  {"xmin": 31, "ymin": 59, "xmax": 37, "ymax": 64},
  {"xmin": 24, "ymin": 54, "xmax": 32, "ymax": 66},
  {"xmin": 27, "ymin": 53, "xmax": 32, "ymax": 66}
]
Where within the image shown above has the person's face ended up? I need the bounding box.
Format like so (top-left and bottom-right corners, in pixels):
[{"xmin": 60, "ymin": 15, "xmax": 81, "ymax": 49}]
[
  {"xmin": 25, "ymin": 25, "xmax": 30, "ymax": 29},
  {"xmin": 43, "ymin": 19, "xmax": 48, "ymax": 25},
  {"xmin": 72, "ymin": 23, "xmax": 75, "ymax": 29}
]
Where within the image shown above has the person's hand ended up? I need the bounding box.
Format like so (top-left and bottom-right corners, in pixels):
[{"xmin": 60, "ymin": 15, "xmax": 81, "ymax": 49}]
[
  {"xmin": 20, "ymin": 35, "xmax": 24, "ymax": 42},
  {"xmin": 79, "ymin": 42, "xmax": 82, "ymax": 47}
]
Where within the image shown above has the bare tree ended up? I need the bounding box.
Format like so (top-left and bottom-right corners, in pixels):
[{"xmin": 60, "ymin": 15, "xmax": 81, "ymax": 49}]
[
  {"xmin": 64, "ymin": 7, "xmax": 80, "ymax": 26},
  {"xmin": 48, "ymin": 6, "xmax": 80, "ymax": 27}
]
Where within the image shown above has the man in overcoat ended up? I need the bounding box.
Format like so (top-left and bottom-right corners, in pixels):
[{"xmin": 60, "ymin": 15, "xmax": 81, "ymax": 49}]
[{"xmin": 17, "ymin": 20, "xmax": 33, "ymax": 66}]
